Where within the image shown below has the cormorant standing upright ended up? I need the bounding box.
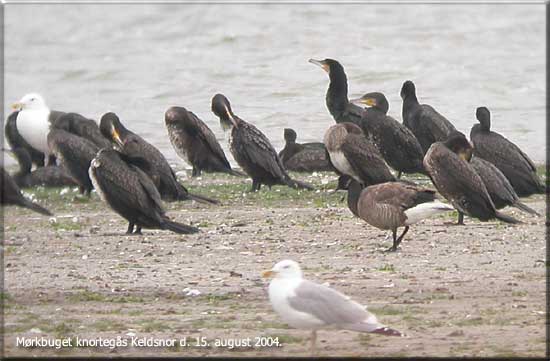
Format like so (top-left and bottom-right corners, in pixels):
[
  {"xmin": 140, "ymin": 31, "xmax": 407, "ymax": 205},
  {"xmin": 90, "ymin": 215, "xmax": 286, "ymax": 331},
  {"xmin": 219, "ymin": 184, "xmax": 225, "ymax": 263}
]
[
  {"xmin": 324, "ymin": 122, "xmax": 395, "ymax": 187},
  {"xmin": 164, "ymin": 106, "xmax": 241, "ymax": 177},
  {"xmin": 89, "ymin": 148, "xmax": 199, "ymax": 235},
  {"xmin": 309, "ymin": 58, "xmax": 364, "ymax": 128},
  {"xmin": 350, "ymin": 92, "xmax": 425, "ymax": 178},
  {"xmin": 100, "ymin": 112, "xmax": 218, "ymax": 204},
  {"xmin": 470, "ymin": 106, "xmax": 545, "ymax": 197},
  {"xmin": 424, "ymin": 131, "xmax": 520, "ymax": 225},
  {"xmin": 400, "ymin": 80, "xmax": 456, "ymax": 154},
  {"xmin": 211, "ymin": 94, "xmax": 313, "ymax": 192}
]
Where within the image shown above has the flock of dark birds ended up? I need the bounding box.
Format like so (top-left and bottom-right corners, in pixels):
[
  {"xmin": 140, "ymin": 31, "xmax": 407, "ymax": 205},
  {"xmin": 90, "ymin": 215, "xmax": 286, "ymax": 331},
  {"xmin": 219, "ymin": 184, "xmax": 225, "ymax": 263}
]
[{"xmin": 1, "ymin": 58, "xmax": 545, "ymax": 252}]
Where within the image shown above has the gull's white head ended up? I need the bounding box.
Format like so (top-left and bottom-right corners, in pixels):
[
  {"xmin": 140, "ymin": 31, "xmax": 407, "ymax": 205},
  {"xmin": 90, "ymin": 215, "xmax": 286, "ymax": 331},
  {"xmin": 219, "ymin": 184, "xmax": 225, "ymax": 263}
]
[
  {"xmin": 12, "ymin": 93, "xmax": 47, "ymax": 111},
  {"xmin": 262, "ymin": 259, "xmax": 303, "ymax": 279}
]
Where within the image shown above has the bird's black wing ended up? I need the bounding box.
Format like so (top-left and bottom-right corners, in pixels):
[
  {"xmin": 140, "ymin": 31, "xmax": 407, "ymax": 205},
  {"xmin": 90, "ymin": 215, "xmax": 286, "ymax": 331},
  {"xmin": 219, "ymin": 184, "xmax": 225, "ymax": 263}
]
[
  {"xmin": 419, "ymin": 105, "xmax": 456, "ymax": 141},
  {"xmin": 185, "ymin": 110, "xmax": 231, "ymax": 169},
  {"xmin": 341, "ymin": 133, "xmax": 395, "ymax": 185},
  {"xmin": 234, "ymin": 122, "xmax": 287, "ymax": 180}
]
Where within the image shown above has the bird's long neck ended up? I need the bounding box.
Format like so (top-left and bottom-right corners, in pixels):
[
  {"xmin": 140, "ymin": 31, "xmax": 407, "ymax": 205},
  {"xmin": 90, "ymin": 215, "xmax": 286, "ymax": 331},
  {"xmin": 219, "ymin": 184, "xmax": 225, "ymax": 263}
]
[
  {"xmin": 326, "ymin": 70, "xmax": 349, "ymax": 119},
  {"xmin": 347, "ymin": 181, "xmax": 363, "ymax": 217}
]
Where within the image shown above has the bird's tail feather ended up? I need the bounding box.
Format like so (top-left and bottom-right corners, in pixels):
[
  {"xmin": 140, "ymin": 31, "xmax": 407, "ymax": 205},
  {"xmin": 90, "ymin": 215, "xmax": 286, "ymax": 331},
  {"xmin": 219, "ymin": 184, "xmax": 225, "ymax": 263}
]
[
  {"xmin": 285, "ymin": 177, "xmax": 314, "ymax": 190},
  {"xmin": 20, "ymin": 199, "xmax": 53, "ymax": 216},
  {"xmin": 495, "ymin": 211, "xmax": 522, "ymax": 224},
  {"xmin": 162, "ymin": 220, "xmax": 199, "ymax": 234},
  {"xmin": 187, "ymin": 192, "xmax": 219, "ymax": 205},
  {"xmin": 513, "ymin": 201, "xmax": 540, "ymax": 216},
  {"xmin": 227, "ymin": 169, "xmax": 247, "ymax": 177},
  {"xmin": 371, "ymin": 326, "xmax": 404, "ymax": 337},
  {"xmin": 404, "ymin": 201, "xmax": 454, "ymax": 225}
]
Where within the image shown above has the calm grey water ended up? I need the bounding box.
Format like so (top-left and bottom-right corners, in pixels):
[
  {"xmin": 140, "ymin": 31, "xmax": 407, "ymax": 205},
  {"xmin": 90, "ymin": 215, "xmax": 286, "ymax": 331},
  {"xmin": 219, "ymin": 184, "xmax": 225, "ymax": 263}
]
[{"xmin": 4, "ymin": 3, "xmax": 546, "ymax": 169}]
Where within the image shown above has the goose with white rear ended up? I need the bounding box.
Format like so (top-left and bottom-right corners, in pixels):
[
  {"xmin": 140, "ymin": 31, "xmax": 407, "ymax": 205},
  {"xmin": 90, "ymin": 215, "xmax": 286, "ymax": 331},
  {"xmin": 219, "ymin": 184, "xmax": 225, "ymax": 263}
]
[
  {"xmin": 346, "ymin": 179, "xmax": 454, "ymax": 251},
  {"xmin": 324, "ymin": 122, "xmax": 395, "ymax": 187},
  {"xmin": 263, "ymin": 260, "xmax": 403, "ymax": 354}
]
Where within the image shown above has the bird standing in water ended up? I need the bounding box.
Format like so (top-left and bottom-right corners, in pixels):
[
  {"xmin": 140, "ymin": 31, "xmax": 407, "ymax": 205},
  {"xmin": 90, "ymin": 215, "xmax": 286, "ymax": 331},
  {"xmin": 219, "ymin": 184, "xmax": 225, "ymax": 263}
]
[{"xmin": 211, "ymin": 94, "xmax": 313, "ymax": 192}]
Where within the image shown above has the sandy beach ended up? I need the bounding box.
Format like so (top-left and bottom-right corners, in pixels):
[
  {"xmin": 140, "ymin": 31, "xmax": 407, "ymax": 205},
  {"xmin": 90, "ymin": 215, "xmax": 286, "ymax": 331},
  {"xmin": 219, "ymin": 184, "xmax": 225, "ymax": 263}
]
[{"xmin": 2, "ymin": 170, "xmax": 546, "ymax": 357}]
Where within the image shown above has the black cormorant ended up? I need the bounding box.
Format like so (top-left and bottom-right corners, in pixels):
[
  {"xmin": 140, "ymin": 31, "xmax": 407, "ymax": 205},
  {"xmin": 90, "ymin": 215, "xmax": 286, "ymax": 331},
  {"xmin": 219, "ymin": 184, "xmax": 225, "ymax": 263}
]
[
  {"xmin": 100, "ymin": 112, "xmax": 218, "ymax": 204},
  {"xmin": 424, "ymin": 132, "xmax": 520, "ymax": 225},
  {"xmin": 278, "ymin": 128, "xmax": 334, "ymax": 173},
  {"xmin": 89, "ymin": 148, "xmax": 199, "ymax": 235},
  {"xmin": 211, "ymin": 94, "xmax": 313, "ymax": 192},
  {"xmin": 53, "ymin": 112, "xmax": 112, "ymax": 149},
  {"xmin": 1, "ymin": 167, "xmax": 52, "ymax": 215},
  {"xmin": 164, "ymin": 106, "xmax": 242, "ymax": 177},
  {"xmin": 47, "ymin": 129, "xmax": 99, "ymax": 196},
  {"xmin": 324, "ymin": 122, "xmax": 395, "ymax": 186},
  {"xmin": 400, "ymin": 80, "xmax": 456, "ymax": 154},
  {"xmin": 347, "ymin": 179, "xmax": 454, "ymax": 251},
  {"xmin": 470, "ymin": 156, "xmax": 539, "ymax": 215},
  {"xmin": 10, "ymin": 147, "xmax": 77, "ymax": 188},
  {"xmin": 470, "ymin": 106, "xmax": 545, "ymax": 197},
  {"xmin": 350, "ymin": 92, "xmax": 426, "ymax": 178},
  {"xmin": 309, "ymin": 58, "xmax": 364, "ymax": 128}
]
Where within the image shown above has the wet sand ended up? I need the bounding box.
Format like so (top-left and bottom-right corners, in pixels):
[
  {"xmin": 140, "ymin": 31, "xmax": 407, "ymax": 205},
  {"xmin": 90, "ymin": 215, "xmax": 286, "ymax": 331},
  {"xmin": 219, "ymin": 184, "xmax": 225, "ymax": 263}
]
[{"xmin": 2, "ymin": 171, "xmax": 546, "ymax": 357}]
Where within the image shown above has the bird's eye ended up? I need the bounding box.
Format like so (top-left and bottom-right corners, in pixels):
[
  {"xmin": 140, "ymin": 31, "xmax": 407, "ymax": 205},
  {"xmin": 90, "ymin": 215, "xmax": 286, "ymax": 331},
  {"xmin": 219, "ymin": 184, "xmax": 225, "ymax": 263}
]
[{"xmin": 283, "ymin": 265, "xmax": 290, "ymax": 269}]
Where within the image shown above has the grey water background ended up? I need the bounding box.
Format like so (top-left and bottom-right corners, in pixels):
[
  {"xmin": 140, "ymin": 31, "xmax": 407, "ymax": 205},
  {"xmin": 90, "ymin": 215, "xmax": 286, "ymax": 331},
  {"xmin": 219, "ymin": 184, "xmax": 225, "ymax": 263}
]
[{"xmin": 4, "ymin": 3, "xmax": 546, "ymax": 170}]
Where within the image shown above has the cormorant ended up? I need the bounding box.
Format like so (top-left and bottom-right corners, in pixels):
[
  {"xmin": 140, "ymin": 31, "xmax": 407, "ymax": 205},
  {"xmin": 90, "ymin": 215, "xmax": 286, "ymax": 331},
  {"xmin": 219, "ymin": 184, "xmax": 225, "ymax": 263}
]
[
  {"xmin": 164, "ymin": 106, "xmax": 242, "ymax": 177},
  {"xmin": 53, "ymin": 112, "xmax": 112, "ymax": 149},
  {"xmin": 424, "ymin": 131, "xmax": 520, "ymax": 225},
  {"xmin": 47, "ymin": 129, "xmax": 99, "ymax": 196},
  {"xmin": 350, "ymin": 92, "xmax": 426, "ymax": 178},
  {"xmin": 470, "ymin": 106, "xmax": 545, "ymax": 197},
  {"xmin": 346, "ymin": 179, "xmax": 454, "ymax": 251},
  {"xmin": 278, "ymin": 128, "xmax": 334, "ymax": 173},
  {"xmin": 211, "ymin": 94, "xmax": 313, "ymax": 192},
  {"xmin": 100, "ymin": 112, "xmax": 218, "ymax": 204},
  {"xmin": 10, "ymin": 147, "xmax": 77, "ymax": 188},
  {"xmin": 309, "ymin": 58, "xmax": 364, "ymax": 128},
  {"xmin": 11, "ymin": 93, "xmax": 66, "ymax": 164},
  {"xmin": 89, "ymin": 148, "xmax": 199, "ymax": 235},
  {"xmin": 400, "ymin": 81, "xmax": 456, "ymax": 154},
  {"xmin": 470, "ymin": 156, "xmax": 539, "ymax": 215},
  {"xmin": 324, "ymin": 122, "xmax": 395, "ymax": 186},
  {"xmin": 1, "ymin": 167, "xmax": 52, "ymax": 215}
]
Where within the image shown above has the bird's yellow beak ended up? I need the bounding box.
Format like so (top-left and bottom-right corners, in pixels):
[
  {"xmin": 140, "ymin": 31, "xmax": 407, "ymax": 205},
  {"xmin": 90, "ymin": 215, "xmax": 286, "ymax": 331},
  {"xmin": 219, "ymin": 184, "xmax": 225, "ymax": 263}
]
[
  {"xmin": 111, "ymin": 128, "xmax": 123, "ymax": 147},
  {"xmin": 350, "ymin": 97, "xmax": 376, "ymax": 107},
  {"xmin": 261, "ymin": 270, "xmax": 276, "ymax": 278},
  {"xmin": 12, "ymin": 102, "xmax": 23, "ymax": 111}
]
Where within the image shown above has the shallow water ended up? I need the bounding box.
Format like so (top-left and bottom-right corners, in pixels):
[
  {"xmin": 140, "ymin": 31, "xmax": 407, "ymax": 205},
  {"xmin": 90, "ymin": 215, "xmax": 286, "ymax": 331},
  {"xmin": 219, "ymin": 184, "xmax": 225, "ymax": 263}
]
[{"xmin": 3, "ymin": 3, "xmax": 546, "ymax": 169}]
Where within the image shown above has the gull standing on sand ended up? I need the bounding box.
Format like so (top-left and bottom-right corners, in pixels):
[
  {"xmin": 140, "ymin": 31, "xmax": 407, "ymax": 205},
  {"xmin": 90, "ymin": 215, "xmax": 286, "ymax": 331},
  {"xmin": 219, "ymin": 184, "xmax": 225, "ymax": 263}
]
[{"xmin": 262, "ymin": 260, "xmax": 403, "ymax": 354}]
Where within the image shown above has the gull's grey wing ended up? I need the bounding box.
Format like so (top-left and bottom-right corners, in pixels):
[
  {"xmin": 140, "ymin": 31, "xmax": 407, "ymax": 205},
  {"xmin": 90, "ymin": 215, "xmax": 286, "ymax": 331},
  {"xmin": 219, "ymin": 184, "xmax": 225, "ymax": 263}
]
[{"xmin": 288, "ymin": 280, "xmax": 369, "ymax": 325}]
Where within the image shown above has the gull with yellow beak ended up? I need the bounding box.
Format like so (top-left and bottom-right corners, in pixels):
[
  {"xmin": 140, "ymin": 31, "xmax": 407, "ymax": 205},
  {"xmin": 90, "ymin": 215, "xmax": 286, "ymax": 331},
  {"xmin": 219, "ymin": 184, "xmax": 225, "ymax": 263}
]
[
  {"xmin": 263, "ymin": 260, "xmax": 403, "ymax": 354},
  {"xmin": 9, "ymin": 93, "xmax": 65, "ymax": 165}
]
